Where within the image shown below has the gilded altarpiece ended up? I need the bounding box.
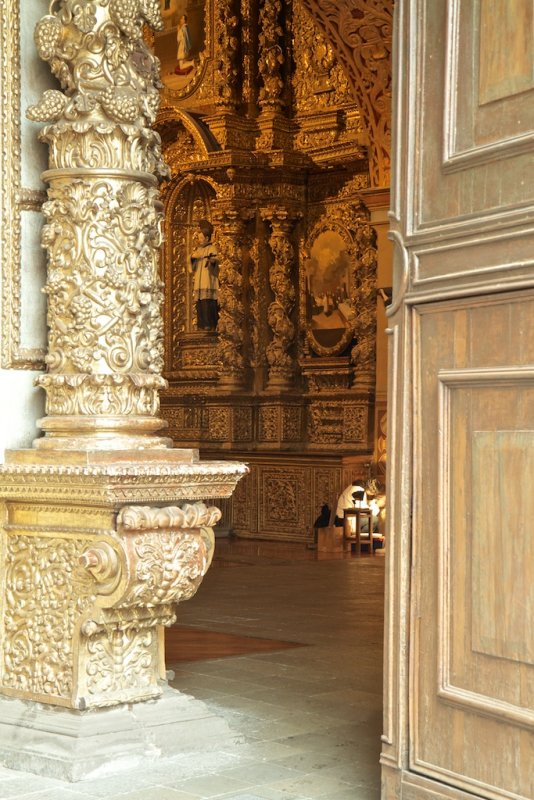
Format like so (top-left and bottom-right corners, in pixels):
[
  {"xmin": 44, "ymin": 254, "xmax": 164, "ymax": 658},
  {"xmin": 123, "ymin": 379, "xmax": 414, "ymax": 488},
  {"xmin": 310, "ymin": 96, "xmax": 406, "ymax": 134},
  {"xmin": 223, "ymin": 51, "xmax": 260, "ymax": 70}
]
[{"xmin": 157, "ymin": 0, "xmax": 383, "ymax": 541}]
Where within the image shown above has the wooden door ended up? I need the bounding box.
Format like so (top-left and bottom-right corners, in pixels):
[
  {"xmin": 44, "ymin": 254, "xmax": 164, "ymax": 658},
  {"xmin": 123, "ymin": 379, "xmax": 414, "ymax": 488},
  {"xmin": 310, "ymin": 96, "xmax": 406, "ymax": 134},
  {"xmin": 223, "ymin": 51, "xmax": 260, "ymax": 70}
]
[{"xmin": 382, "ymin": 2, "xmax": 534, "ymax": 798}]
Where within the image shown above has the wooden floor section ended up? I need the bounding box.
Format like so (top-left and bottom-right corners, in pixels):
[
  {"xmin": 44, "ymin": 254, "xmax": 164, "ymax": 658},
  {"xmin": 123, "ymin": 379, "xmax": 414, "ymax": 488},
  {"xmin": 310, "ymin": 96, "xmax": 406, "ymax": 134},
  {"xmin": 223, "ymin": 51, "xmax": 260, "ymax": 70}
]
[
  {"xmin": 165, "ymin": 540, "xmax": 382, "ymax": 663},
  {"xmin": 165, "ymin": 625, "xmax": 304, "ymax": 663}
]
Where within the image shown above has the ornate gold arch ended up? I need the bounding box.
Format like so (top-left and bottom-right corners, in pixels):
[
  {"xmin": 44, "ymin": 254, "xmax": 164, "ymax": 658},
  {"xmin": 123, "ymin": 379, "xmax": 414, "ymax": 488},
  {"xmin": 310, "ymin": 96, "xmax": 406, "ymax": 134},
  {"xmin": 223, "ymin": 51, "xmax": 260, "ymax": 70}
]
[{"xmin": 300, "ymin": 0, "xmax": 394, "ymax": 188}]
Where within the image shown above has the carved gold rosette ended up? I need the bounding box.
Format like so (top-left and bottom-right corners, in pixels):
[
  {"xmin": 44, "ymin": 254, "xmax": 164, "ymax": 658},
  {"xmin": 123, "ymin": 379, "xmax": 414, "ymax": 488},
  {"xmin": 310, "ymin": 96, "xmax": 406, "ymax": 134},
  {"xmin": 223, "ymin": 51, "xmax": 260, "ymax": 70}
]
[{"xmin": 27, "ymin": 0, "xmax": 170, "ymax": 451}]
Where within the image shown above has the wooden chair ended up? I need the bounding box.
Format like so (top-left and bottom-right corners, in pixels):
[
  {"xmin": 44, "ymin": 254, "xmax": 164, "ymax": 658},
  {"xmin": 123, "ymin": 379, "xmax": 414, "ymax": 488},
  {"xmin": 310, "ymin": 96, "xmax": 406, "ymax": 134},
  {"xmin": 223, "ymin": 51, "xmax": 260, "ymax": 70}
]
[{"xmin": 343, "ymin": 508, "xmax": 374, "ymax": 555}]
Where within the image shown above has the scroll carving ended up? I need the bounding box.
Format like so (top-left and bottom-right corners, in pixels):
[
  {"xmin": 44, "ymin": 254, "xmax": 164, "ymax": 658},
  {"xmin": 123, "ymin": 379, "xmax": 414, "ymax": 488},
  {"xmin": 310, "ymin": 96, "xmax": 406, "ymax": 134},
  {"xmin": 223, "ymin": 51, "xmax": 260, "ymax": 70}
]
[
  {"xmin": 0, "ymin": 501, "xmax": 221, "ymax": 708},
  {"xmin": 292, "ymin": 2, "xmax": 352, "ymax": 114}
]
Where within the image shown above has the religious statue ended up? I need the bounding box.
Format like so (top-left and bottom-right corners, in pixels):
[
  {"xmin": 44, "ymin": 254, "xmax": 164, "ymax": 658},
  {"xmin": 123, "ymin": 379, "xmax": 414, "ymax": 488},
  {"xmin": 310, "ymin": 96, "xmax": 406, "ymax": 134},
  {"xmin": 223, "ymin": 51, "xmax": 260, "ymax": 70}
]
[
  {"xmin": 190, "ymin": 219, "xmax": 219, "ymax": 331},
  {"xmin": 175, "ymin": 14, "xmax": 194, "ymax": 75}
]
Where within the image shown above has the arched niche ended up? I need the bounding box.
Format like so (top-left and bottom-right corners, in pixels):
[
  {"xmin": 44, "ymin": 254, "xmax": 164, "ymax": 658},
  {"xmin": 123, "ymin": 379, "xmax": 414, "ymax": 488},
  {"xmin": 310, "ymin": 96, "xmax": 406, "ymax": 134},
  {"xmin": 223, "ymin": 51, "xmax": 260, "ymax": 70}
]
[{"xmin": 162, "ymin": 176, "xmax": 219, "ymax": 375}]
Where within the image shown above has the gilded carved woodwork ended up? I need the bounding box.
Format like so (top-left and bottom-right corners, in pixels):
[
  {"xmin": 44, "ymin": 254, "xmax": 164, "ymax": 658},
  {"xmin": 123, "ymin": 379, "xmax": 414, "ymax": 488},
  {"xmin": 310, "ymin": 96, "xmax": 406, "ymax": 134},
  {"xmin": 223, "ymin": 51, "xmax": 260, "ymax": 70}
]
[
  {"xmin": 213, "ymin": 206, "xmax": 253, "ymax": 387},
  {"xmin": 1, "ymin": 0, "xmax": 47, "ymax": 369},
  {"xmin": 214, "ymin": 0, "xmax": 239, "ymax": 108},
  {"xmin": 151, "ymin": 0, "xmax": 386, "ymax": 528},
  {"xmin": 258, "ymin": 0, "xmax": 285, "ymax": 112},
  {"xmin": 0, "ymin": 496, "xmax": 222, "ymax": 708},
  {"xmin": 27, "ymin": 0, "xmax": 170, "ymax": 450},
  {"xmin": 292, "ymin": 2, "xmax": 353, "ymax": 116},
  {"xmin": 301, "ymin": 0, "xmax": 393, "ymax": 186},
  {"xmin": 0, "ymin": 0, "xmax": 247, "ymax": 717},
  {"xmin": 350, "ymin": 221, "xmax": 378, "ymax": 387},
  {"xmin": 262, "ymin": 208, "xmax": 300, "ymax": 390}
]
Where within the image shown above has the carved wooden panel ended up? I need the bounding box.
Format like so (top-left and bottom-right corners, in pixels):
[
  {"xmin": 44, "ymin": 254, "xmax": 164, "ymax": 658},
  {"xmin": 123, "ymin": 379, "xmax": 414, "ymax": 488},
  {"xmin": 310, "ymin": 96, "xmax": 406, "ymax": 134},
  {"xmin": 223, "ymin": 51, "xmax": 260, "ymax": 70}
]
[{"xmin": 411, "ymin": 293, "xmax": 534, "ymax": 799}]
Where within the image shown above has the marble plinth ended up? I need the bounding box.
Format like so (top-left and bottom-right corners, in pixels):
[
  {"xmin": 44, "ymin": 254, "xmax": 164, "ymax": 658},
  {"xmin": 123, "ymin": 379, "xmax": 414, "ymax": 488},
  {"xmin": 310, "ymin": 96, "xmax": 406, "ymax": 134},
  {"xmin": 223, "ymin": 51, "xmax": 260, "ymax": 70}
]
[{"xmin": 0, "ymin": 685, "xmax": 240, "ymax": 782}]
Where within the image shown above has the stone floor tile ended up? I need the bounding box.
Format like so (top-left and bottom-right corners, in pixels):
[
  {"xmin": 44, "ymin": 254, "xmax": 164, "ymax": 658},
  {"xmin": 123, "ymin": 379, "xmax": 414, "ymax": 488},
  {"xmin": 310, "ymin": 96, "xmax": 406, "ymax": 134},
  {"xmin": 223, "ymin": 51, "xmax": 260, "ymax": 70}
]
[
  {"xmin": 252, "ymin": 789, "xmax": 313, "ymax": 800},
  {"xmin": 218, "ymin": 763, "xmax": 304, "ymax": 787},
  {"xmin": 265, "ymin": 771, "xmax": 354, "ymax": 798},
  {"xmin": 114, "ymin": 788, "xmax": 201, "ymax": 800},
  {"xmin": 167, "ymin": 774, "xmax": 253, "ymax": 797},
  {"xmin": 7, "ymin": 791, "xmax": 98, "ymax": 800},
  {"xmin": 0, "ymin": 777, "xmax": 65, "ymax": 800},
  {"xmin": 0, "ymin": 551, "xmax": 384, "ymax": 800},
  {"xmin": 327, "ymin": 788, "xmax": 379, "ymax": 800}
]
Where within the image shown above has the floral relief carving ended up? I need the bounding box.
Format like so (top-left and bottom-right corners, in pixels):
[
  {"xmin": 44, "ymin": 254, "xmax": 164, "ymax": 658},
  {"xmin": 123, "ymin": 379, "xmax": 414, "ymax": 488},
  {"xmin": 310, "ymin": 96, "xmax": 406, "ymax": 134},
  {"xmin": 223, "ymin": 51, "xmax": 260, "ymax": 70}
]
[
  {"xmin": 282, "ymin": 407, "xmax": 302, "ymax": 441},
  {"xmin": 40, "ymin": 178, "xmax": 164, "ymax": 379},
  {"xmin": 1, "ymin": 535, "xmax": 96, "ymax": 701},
  {"xmin": 258, "ymin": 406, "xmax": 279, "ymax": 441},
  {"xmin": 262, "ymin": 208, "xmax": 300, "ymax": 389},
  {"xmin": 233, "ymin": 406, "xmax": 253, "ymax": 441},
  {"xmin": 208, "ymin": 408, "xmax": 232, "ymax": 440},
  {"xmin": 292, "ymin": 1, "xmax": 353, "ymax": 115},
  {"xmin": 264, "ymin": 477, "xmax": 298, "ymax": 521},
  {"xmin": 301, "ymin": 0, "xmax": 393, "ymax": 186},
  {"xmin": 343, "ymin": 403, "xmax": 368, "ymax": 443},
  {"xmin": 350, "ymin": 222, "xmax": 377, "ymax": 385},
  {"xmin": 26, "ymin": 0, "xmax": 172, "ymax": 448}
]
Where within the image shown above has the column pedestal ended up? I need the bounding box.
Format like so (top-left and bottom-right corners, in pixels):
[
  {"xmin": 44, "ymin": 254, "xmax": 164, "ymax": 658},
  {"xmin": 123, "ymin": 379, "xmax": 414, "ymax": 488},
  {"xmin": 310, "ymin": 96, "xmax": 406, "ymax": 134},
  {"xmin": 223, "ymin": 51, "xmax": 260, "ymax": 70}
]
[{"xmin": 0, "ymin": 686, "xmax": 240, "ymax": 782}]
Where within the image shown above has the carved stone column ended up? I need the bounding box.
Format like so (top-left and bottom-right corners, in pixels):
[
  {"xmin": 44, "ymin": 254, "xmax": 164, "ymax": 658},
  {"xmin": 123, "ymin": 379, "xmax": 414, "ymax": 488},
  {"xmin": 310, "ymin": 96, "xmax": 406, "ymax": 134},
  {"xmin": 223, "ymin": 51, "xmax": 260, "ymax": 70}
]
[
  {"xmin": 0, "ymin": 1, "xmax": 246, "ymax": 780},
  {"xmin": 261, "ymin": 208, "xmax": 300, "ymax": 391},
  {"xmin": 213, "ymin": 207, "xmax": 252, "ymax": 389}
]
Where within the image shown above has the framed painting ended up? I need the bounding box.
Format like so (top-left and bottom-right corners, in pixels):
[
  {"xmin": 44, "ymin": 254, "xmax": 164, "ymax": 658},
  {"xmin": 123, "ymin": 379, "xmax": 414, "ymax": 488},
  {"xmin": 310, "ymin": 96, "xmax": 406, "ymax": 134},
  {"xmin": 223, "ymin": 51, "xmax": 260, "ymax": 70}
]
[
  {"xmin": 304, "ymin": 225, "xmax": 355, "ymax": 356},
  {"xmin": 155, "ymin": 0, "xmax": 208, "ymax": 99}
]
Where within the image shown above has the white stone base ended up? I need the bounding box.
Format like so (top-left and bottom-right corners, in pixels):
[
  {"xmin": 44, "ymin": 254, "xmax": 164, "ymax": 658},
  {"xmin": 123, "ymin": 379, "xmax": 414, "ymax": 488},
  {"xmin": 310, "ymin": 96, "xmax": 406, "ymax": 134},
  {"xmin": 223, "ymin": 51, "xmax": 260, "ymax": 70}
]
[{"xmin": 0, "ymin": 686, "xmax": 239, "ymax": 782}]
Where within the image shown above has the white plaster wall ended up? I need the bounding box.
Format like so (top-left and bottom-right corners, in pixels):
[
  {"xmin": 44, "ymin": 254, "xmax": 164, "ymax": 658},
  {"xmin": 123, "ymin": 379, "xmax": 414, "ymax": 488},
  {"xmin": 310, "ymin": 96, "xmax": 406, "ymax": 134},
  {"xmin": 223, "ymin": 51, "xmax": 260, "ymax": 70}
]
[
  {"xmin": 0, "ymin": 0, "xmax": 51, "ymax": 458},
  {"xmin": 0, "ymin": 370, "xmax": 43, "ymax": 456}
]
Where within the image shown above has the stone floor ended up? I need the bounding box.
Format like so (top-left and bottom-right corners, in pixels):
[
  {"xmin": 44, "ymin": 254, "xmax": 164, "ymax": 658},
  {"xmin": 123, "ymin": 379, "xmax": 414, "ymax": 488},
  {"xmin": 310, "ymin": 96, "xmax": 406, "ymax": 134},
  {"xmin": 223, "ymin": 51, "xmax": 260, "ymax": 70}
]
[{"xmin": 0, "ymin": 542, "xmax": 385, "ymax": 800}]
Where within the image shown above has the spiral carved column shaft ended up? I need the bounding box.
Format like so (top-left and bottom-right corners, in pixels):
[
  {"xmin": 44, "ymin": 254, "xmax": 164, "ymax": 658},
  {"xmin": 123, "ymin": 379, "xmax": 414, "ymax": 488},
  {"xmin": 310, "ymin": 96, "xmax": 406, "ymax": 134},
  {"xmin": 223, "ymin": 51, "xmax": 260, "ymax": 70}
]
[
  {"xmin": 214, "ymin": 207, "xmax": 251, "ymax": 389},
  {"xmin": 262, "ymin": 208, "xmax": 300, "ymax": 391}
]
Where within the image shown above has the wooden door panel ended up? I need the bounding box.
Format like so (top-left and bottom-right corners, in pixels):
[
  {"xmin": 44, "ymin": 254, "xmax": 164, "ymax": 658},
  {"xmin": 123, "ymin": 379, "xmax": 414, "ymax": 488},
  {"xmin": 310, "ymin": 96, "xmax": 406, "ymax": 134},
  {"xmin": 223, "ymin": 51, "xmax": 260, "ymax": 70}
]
[
  {"xmin": 413, "ymin": 0, "xmax": 534, "ymax": 234},
  {"xmin": 412, "ymin": 293, "xmax": 534, "ymax": 799},
  {"xmin": 386, "ymin": 1, "xmax": 534, "ymax": 797}
]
